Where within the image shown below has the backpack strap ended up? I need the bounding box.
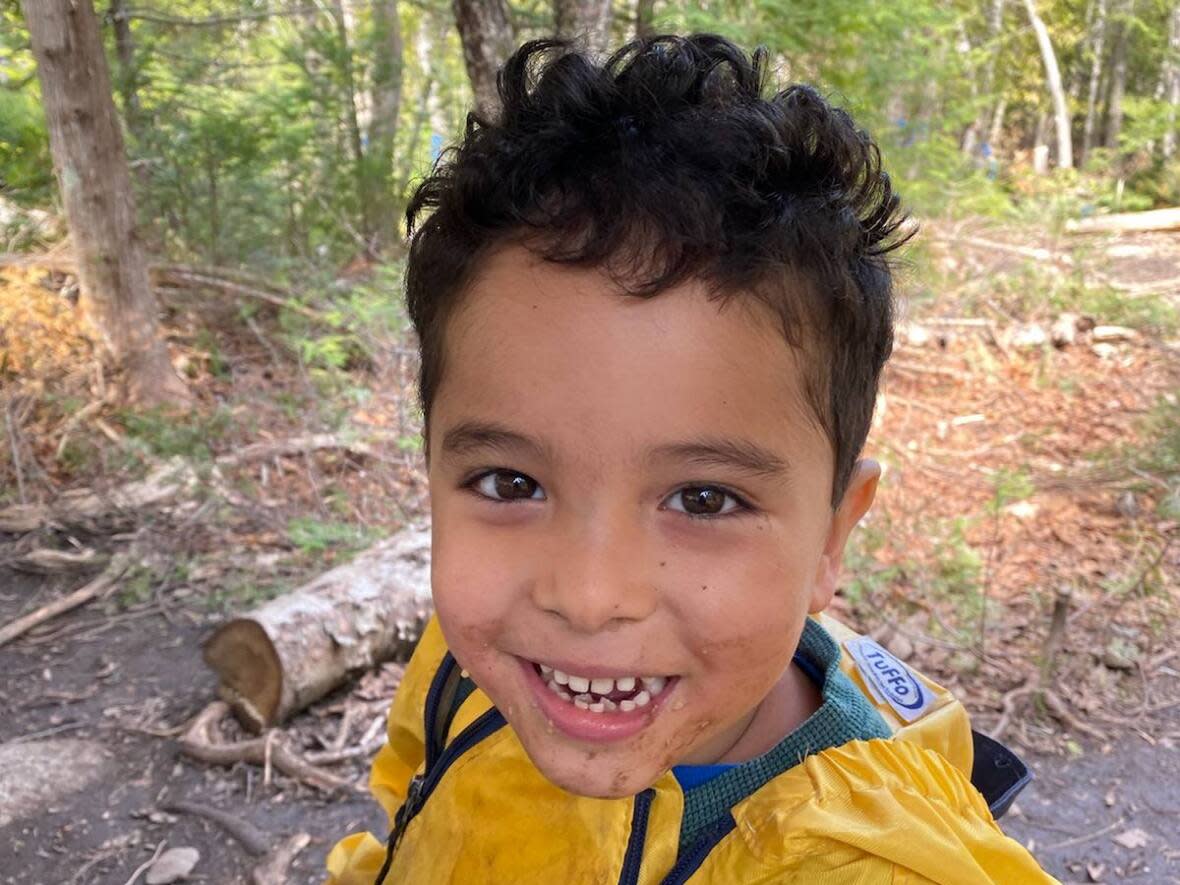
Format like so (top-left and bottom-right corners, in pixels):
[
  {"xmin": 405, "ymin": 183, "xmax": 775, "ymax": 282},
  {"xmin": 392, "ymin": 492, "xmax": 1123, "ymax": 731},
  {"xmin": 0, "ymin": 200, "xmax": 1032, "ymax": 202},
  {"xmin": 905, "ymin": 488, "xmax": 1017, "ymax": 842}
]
[
  {"xmin": 375, "ymin": 653, "xmax": 470, "ymax": 884},
  {"xmin": 423, "ymin": 652, "xmax": 467, "ymax": 770}
]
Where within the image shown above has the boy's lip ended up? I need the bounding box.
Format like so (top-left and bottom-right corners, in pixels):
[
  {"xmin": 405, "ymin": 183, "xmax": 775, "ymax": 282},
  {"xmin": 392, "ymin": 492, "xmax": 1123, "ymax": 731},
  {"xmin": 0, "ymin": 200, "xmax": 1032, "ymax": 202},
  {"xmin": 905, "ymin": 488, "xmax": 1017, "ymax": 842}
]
[{"xmin": 517, "ymin": 656, "xmax": 679, "ymax": 743}]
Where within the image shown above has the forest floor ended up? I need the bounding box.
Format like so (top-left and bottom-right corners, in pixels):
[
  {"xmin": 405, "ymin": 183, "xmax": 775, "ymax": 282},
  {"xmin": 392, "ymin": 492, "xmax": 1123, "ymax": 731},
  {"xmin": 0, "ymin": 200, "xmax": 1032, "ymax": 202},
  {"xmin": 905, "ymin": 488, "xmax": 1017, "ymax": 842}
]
[{"xmin": 1, "ymin": 219, "xmax": 1179, "ymax": 884}]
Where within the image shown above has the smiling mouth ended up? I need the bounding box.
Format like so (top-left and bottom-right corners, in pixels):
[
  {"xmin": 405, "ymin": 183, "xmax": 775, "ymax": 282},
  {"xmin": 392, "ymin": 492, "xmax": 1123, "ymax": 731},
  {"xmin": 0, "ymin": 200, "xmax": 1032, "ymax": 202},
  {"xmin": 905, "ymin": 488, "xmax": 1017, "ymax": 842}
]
[{"xmin": 532, "ymin": 662, "xmax": 676, "ymax": 714}]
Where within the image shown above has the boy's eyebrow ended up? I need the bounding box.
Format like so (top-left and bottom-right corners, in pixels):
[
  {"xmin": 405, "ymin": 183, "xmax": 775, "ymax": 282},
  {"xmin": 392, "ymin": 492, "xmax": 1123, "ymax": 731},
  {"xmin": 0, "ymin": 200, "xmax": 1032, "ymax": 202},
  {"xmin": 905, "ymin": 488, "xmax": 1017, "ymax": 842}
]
[
  {"xmin": 650, "ymin": 437, "xmax": 790, "ymax": 479},
  {"xmin": 439, "ymin": 423, "xmax": 788, "ymax": 478},
  {"xmin": 439, "ymin": 420, "xmax": 552, "ymax": 461}
]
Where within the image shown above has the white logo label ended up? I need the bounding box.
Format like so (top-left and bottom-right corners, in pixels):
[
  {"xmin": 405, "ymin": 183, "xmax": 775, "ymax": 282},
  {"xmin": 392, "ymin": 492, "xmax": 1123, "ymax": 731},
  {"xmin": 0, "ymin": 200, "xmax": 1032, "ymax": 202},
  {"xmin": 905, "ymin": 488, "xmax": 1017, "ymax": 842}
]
[{"xmin": 845, "ymin": 637, "xmax": 934, "ymax": 723}]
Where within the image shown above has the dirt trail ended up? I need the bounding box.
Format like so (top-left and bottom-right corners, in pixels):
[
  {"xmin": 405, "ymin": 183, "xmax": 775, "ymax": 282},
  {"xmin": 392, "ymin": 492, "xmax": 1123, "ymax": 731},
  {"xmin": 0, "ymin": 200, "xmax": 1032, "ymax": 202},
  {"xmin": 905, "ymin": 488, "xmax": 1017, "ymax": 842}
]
[
  {"xmin": 0, "ymin": 569, "xmax": 378, "ymax": 883},
  {"xmin": 1006, "ymin": 725, "xmax": 1180, "ymax": 882}
]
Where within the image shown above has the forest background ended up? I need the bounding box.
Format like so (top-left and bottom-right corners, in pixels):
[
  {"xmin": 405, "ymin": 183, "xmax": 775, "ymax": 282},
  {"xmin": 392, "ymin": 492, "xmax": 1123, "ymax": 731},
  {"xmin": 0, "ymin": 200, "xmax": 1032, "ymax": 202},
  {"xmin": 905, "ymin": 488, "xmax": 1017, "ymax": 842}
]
[{"xmin": 2, "ymin": 0, "xmax": 1180, "ymax": 883}]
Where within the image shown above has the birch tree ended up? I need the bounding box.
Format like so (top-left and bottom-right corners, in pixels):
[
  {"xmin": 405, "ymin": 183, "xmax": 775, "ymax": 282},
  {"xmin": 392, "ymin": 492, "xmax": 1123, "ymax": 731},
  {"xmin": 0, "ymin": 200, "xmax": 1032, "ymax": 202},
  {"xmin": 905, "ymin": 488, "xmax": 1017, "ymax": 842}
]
[{"xmin": 1021, "ymin": 0, "xmax": 1074, "ymax": 168}]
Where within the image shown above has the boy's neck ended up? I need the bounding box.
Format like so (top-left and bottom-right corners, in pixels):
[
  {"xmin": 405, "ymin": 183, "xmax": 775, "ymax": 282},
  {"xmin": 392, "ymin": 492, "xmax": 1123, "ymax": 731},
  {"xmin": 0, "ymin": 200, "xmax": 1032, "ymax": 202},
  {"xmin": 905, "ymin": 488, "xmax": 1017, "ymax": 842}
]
[{"xmin": 711, "ymin": 660, "xmax": 824, "ymax": 765}]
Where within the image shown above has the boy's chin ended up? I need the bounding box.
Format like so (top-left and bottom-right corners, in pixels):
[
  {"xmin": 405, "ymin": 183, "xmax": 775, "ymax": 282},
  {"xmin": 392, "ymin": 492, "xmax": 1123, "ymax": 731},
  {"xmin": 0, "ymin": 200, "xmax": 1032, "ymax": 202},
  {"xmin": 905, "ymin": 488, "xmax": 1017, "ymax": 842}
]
[{"xmin": 520, "ymin": 737, "xmax": 664, "ymax": 799}]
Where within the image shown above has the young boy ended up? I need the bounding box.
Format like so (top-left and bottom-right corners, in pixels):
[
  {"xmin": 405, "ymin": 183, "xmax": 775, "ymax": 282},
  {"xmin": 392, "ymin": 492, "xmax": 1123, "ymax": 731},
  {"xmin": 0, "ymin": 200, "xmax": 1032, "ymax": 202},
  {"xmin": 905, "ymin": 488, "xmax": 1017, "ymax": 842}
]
[{"xmin": 328, "ymin": 35, "xmax": 1054, "ymax": 884}]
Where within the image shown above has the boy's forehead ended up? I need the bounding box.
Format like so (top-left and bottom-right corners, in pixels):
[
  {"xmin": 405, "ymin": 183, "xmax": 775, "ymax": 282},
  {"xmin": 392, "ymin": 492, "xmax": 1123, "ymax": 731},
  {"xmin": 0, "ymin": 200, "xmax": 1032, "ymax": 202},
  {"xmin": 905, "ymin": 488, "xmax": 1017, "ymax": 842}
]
[
  {"xmin": 452, "ymin": 243, "xmax": 783, "ymax": 347},
  {"xmin": 434, "ymin": 245, "xmax": 832, "ymax": 475}
]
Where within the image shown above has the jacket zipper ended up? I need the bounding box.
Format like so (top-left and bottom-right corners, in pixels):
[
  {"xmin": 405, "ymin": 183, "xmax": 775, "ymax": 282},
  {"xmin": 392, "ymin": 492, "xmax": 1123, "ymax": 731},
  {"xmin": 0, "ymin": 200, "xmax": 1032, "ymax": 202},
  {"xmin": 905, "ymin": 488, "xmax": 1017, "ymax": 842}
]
[
  {"xmin": 617, "ymin": 789, "xmax": 655, "ymax": 885},
  {"xmin": 377, "ymin": 707, "xmax": 506, "ymax": 883}
]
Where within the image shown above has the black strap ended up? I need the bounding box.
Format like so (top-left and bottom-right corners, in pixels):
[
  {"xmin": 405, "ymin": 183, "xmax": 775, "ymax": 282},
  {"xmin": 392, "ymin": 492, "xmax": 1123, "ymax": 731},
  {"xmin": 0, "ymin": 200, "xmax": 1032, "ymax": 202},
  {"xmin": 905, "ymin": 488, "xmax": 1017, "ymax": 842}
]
[
  {"xmin": 425, "ymin": 654, "xmax": 465, "ymax": 770},
  {"xmin": 969, "ymin": 729, "xmax": 1033, "ymax": 819},
  {"xmin": 375, "ymin": 654, "xmax": 467, "ymax": 884}
]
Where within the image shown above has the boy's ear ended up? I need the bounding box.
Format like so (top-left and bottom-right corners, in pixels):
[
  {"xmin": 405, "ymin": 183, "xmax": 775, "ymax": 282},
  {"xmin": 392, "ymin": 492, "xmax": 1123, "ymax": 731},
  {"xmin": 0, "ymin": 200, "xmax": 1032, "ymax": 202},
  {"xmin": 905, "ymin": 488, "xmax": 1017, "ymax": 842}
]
[{"xmin": 809, "ymin": 459, "xmax": 880, "ymax": 614}]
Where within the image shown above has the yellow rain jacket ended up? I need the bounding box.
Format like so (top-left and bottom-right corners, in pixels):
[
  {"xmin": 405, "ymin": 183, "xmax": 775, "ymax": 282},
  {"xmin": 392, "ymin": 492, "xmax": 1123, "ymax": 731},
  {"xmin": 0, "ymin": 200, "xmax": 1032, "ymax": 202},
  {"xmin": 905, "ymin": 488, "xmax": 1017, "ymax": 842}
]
[{"xmin": 328, "ymin": 616, "xmax": 1055, "ymax": 884}]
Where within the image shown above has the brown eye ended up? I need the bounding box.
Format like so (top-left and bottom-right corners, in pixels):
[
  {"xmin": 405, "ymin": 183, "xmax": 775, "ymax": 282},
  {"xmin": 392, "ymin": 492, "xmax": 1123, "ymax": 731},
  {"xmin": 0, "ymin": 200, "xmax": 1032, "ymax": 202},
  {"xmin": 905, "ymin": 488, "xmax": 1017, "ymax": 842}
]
[
  {"xmin": 494, "ymin": 472, "xmax": 538, "ymax": 499},
  {"xmin": 680, "ymin": 487, "xmax": 726, "ymax": 515},
  {"xmin": 474, "ymin": 470, "xmax": 544, "ymax": 501},
  {"xmin": 662, "ymin": 485, "xmax": 747, "ymax": 518}
]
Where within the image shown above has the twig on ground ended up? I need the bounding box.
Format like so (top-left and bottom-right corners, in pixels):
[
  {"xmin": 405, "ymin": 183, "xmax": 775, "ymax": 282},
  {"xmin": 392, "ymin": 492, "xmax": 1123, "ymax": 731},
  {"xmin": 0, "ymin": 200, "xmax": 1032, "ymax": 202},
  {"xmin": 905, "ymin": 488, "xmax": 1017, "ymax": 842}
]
[
  {"xmin": 263, "ymin": 730, "xmax": 276, "ymax": 787},
  {"xmin": 306, "ymin": 713, "xmax": 386, "ymax": 765},
  {"xmin": 0, "ymin": 555, "xmax": 130, "ymax": 648},
  {"xmin": 1042, "ymin": 817, "xmax": 1124, "ymax": 852},
  {"xmin": 1041, "ymin": 689, "xmax": 1106, "ymax": 740},
  {"xmin": 887, "ymin": 359, "xmax": 971, "ymax": 381},
  {"xmin": 177, "ymin": 702, "xmax": 355, "ymax": 793},
  {"xmin": 161, "ymin": 800, "xmax": 269, "ymax": 856},
  {"xmin": 988, "ymin": 682, "xmax": 1035, "ymax": 741},
  {"xmin": 10, "ymin": 720, "xmax": 87, "ymax": 743},
  {"xmin": 13, "ymin": 547, "xmax": 107, "ymax": 574},
  {"xmin": 251, "ymin": 832, "xmax": 311, "ymax": 885},
  {"xmin": 121, "ymin": 839, "xmax": 167, "ymax": 885},
  {"xmin": 216, "ymin": 432, "xmax": 395, "ymax": 467},
  {"xmin": 54, "ymin": 397, "xmax": 112, "ymax": 460}
]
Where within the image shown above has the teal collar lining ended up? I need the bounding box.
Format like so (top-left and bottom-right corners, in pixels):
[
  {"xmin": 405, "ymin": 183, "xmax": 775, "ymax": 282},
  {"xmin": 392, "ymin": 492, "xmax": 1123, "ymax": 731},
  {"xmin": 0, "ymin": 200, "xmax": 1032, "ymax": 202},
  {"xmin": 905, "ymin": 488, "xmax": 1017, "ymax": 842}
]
[{"xmin": 676, "ymin": 618, "xmax": 892, "ymax": 850}]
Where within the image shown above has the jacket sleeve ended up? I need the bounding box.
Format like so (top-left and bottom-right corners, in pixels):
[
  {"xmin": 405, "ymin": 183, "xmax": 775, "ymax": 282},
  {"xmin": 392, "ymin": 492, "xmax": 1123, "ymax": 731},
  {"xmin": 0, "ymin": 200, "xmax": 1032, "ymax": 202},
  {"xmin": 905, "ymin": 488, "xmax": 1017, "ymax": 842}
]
[
  {"xmin": 785, "ymin": 740, "xmax": 1059, "ymax": 885},
  {"xmin": 325, "ymin": 617, "xmax": 451, "ymax": 885}
]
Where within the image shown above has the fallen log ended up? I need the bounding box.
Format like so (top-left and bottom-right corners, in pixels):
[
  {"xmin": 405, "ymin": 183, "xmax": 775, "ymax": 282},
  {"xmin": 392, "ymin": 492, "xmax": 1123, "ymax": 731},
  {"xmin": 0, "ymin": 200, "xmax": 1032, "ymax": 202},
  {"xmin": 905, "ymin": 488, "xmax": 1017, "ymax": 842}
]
[
  {"xmin": 1066, "ymin": 207, "xmax": 1180, "ymax": 235},
  {"xmin": 0, "ymin": 457, "xmax": 198, "ymax": 534},
  {"xmin": 202, "ymin": 524, "xmax": 432, "ymax": 730}
]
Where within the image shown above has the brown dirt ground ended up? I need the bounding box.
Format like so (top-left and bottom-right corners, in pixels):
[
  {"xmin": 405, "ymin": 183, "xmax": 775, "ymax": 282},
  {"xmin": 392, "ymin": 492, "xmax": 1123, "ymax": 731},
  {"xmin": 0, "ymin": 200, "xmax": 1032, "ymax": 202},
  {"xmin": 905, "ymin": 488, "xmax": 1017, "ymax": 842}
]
[{"xmin": 1, "ymin": 224, "xmax": 1178, "ymax": 883}]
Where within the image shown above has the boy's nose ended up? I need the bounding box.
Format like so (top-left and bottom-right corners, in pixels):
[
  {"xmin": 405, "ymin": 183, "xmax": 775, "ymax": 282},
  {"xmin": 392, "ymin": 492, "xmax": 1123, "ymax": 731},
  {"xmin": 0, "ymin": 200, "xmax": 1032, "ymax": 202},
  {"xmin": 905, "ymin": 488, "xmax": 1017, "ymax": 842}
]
[{"xmin": 531, "ymin": 513, "xmax": 657, "ymax": 633}]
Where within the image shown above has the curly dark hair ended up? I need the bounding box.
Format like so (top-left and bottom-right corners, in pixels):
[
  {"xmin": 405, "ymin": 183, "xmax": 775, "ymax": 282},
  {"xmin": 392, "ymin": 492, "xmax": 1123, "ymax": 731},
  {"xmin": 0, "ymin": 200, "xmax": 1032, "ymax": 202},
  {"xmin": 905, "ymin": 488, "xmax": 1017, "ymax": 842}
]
[{"xmin": 405, "ymin": 34, "xmax": 909, "ymax": 505}]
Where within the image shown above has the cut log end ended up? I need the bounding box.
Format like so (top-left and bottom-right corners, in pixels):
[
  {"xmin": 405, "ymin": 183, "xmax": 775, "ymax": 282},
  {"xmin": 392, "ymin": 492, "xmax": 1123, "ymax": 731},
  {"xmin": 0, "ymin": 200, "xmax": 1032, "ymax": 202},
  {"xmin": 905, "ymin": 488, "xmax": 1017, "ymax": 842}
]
[{"xmin": 203, "ymin": 619, "xmax": 283, "ymax": 732}]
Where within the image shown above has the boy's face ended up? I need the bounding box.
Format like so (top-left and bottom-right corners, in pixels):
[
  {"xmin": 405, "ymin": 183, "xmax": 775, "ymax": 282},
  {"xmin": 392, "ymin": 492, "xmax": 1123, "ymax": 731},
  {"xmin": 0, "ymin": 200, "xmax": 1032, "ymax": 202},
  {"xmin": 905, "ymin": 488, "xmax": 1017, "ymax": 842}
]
[{"xmin": 426, "ymin": 244, "xmax": 876, "ymax": 798}]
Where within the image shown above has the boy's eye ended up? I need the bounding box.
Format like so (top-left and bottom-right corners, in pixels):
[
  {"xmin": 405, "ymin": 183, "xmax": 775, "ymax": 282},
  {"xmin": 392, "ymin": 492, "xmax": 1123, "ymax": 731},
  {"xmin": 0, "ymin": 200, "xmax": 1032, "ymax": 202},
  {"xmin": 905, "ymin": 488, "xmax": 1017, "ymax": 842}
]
[
  {"xmin": 663, "ymin": 486, "xmax": 745, "ymax": 517},
  {"xmin": 471, "ymin": 470, "xmax": 545, "ymax": 502}
]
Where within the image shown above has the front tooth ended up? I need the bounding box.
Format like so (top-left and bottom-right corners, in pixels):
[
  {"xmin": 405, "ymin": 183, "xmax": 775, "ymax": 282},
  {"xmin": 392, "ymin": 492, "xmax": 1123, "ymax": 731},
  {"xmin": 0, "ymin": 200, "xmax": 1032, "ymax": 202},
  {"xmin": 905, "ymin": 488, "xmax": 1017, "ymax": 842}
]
[
  {"xmin": 574, "ymin": 693, "xmax": 593, "ymax": 704},
  {"xmin": 643, "ymin": 676, "xmax": 667, "ymax": 695},
  {"xmin": 574, "ymin": 697, "xmax": 589, "ymax": 709},
  {"xmin": 553, "ymin": 669, "xmax": 570, "ymax": 686},
  {"xmin": 567, "ymin": 675, "xmax": 590, "ymax": 693},
  {"xmin": 620, "ymin": 699, "xmax": 636, "ymax": 712},
  {"xmin": 590, "ymin": 677, "xmax": 614, "ymax": 695},
  {"xmin": 633, "ymin": 690, "xmax": 651, "ymax": 707},
  {"xmin": 615, "ymin": 676, "xmax": 636, "ymax": 692},
  {"xmin": 588, "ymin": 701, "xmax": 605, "ymax": 713},
  {"xmin": 601, "ymin": 698, "xmax": 617, "ymax": 711}
]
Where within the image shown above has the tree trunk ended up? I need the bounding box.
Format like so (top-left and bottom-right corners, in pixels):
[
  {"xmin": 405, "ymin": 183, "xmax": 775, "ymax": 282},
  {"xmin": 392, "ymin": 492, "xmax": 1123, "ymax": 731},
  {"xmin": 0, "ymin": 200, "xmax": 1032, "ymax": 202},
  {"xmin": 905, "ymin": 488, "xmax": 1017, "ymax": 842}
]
[
  {"xmin": 107, "ymin": 0, "xmax": 141, "ymax": 133},
  {"xmin": 1164, "ymin": 2, "xmax": 1180, "ymax": 158},
  {"xmin": 21, "ymin": 0, "xmax": 188, "ymax": 405},
  {"xmin": 203, "ymin": 526, "xmax": 434, "ymax": 730},
  {"xmin": 1105, "ymin": 2, "xmax": 1131, "ymax": 151},
  {"xmin": 1022, "ymin": 0, "xmax": 1073, "ymax": 168},
  {"xmin": 988, "ymin": 97, "xmax": 1008, "ymax": 151},
  {"xmin": 1033, "ymin": 110, "xmax": 1051, "ymax": 173},
  {"xmin": 205, "ymin": 136, "xmax": 220, "ymax": 264},
  {"xmin": 327, "ymin": 0, "xmax": 374, "ymax": 251},
  {"xmin": 964, "ymin": 0, "xmax": 1006, "ymax": 156},
  {"xmin": 452, "ymin": 0, "xmax": 516, "ymax": 120},
  {"xmin": 365, "ymin": 0, "xmax": 405, "ymax": 251},
  {"xmin": 554, "ymin": 0, "xmax": 614, "ymax": 54},
  {"xmin": 1081, "ymin": 0, "xmax": 1108, "ymax": 163},
  {"xmin": 635, "ymin": 0, "xmax": 656, "ymax": 38}
]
